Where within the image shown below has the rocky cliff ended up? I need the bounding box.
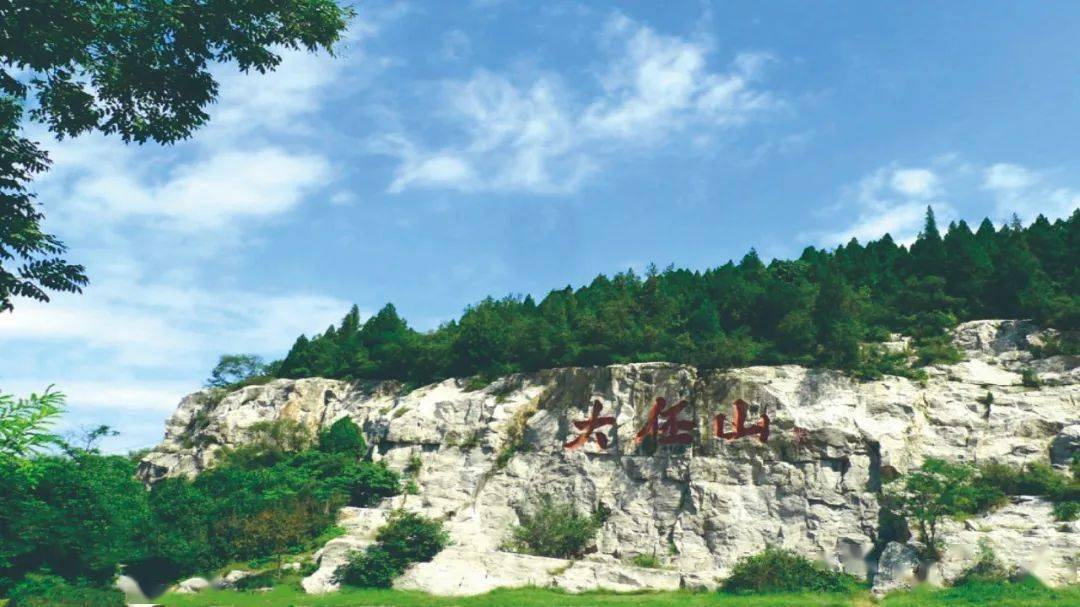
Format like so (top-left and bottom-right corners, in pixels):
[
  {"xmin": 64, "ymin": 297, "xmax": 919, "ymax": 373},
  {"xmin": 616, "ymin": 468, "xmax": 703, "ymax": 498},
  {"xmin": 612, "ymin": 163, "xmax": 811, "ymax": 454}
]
[{"xmin": 140, "ymin": 320, "xmax": 1079, "ymax": 594}]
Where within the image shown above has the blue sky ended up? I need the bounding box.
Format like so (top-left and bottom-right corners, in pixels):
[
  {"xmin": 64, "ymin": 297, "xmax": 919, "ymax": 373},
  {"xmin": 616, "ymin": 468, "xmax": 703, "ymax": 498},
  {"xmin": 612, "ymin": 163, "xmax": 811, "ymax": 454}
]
[{"xmin": 3, "ymin": 1, "xmax": 1080, "ymax": 452}]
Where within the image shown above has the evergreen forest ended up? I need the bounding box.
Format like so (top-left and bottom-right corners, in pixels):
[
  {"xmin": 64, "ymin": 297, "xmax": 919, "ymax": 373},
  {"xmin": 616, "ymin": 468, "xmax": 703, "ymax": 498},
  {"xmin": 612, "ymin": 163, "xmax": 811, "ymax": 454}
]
[{"xmin": 270, "ymin": 209, "xmax": 1078, "ymax": 385}]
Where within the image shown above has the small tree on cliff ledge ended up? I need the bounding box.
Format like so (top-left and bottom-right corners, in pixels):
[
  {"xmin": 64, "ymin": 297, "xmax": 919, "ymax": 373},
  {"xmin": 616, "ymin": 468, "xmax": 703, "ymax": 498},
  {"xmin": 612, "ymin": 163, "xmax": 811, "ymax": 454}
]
[{"xmin": 887, "ymin": 458, "xmax": 982, "ymax": 559}]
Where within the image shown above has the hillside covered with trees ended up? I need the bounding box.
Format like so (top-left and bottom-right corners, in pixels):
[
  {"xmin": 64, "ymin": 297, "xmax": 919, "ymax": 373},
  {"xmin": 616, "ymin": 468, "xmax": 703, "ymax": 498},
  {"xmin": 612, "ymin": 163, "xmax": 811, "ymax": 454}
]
[{"xmin": 264, "ymin": 208, "xmax": 1078, "ymax": 386}]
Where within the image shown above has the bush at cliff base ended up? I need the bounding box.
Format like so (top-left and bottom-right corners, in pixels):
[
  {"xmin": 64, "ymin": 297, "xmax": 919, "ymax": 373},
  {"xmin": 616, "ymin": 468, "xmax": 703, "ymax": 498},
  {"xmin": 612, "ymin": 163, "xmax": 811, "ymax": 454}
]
[
  {"xmin": 6, "ymin": 573, "xmax": 124, "ymax": 607},
  {"xmin": 720, "ymin": 547, "xmax": 861, "ymax": 594},
  {"xmin": 335, "ymin": 510, "xmax": 449, "ymax": 588}
]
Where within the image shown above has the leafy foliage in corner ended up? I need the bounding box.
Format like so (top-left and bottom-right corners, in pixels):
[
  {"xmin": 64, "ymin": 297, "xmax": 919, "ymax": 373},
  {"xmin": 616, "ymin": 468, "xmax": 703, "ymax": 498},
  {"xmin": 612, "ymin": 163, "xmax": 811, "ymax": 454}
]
[
  {"xmin": 0, "ymin": 387, "xmax": 65, "ymax": 458},
  {"xmin": 335, "ymin": 510, "xmax": 449, "ymax": 588},
  {"xmin": 0, "ymin": 452, "xmax": 150, "ymax": 594},
  {"xmin": 720, "ymin": 547, "xmax": 860, "ymax": 594},
  {"xmin": 504, "ymin": 496, "xmax": 604, "ymax": 559},
  {"xmin": 0, "ymin": 0, "xmax": 352, "ymax": 312},
  {"xmin": 269, "ymin": 210, "xmax": 1079, "ymax": 384}
]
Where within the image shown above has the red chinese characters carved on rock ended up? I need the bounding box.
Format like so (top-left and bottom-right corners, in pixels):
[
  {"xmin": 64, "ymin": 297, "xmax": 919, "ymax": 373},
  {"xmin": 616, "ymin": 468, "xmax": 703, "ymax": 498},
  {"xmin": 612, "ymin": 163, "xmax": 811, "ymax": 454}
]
[
  {"xmin": 564, "ymin": 399, "xmax": 616, "ymax": 450},
  {"xmin": 563, "ymin": 397, "xmax": 771, "ymax": 451},
  {"xmin": 635, "ymin": 397, "xmax": 694, "ymax": 445},
  {"xmin": 712, "ymin": 398, "xmax": 770, "ymax": 443}
]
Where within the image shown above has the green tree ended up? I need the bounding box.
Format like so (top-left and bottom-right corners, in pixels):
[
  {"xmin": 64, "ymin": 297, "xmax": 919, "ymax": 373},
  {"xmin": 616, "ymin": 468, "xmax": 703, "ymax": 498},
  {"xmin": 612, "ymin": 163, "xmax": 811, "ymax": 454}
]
[
  {"xmin": 887, "ymin": 458, "xmax": 984, "ymax": 558},
  {"xmin": 0, "ymin": 0, "xmax": 352, "ymax": 311},
  {"xmin": 505, "ymin": 496, "xmax": 604, "ymax": 559},
  {"xmin": 910, "ymin": 206, "xmax": 947, "ymax": 275},
  {"xmin": 0, "ymin": 387, "xmax": 65, "ymax": 458},
  {"xmin": 318, "ymin": 417, "xmax": 367, "ymax": 457},
  {"xmin": 256, "ymin": 209, "xmax": 1078, "ymax": 385},
  {"xmin": 205, "ymin": 354, "xmax": 268, "ymax": 388},
  {"xmin": 813, "ymin": 269, "xmax": 864, "ymax": 368},
  {"xmin": 0, "ymin": 453, "xmax": 151, "ymax": 590},
  {"xmin": 335, "ymin": 510, "xmax": 448, "ymax": 588}
]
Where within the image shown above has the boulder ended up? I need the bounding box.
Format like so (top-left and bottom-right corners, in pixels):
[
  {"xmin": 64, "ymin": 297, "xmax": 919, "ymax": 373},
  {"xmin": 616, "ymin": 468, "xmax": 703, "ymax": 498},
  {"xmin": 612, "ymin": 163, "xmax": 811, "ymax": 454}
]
[
  {"xmin": 172, "ymin": 576, "xmax": 210, "ymax": 594},
  {"xmin": 1050, "ymin": 424, "xmax": 1079, "ymax": 468},
  {"xmin": 216, "ymin": 570, "xmax": 253, "ymax": 589},
  {"xmin": 301, "ymin": 536, "xmax": 371, "ymax": 594},
  {"xmin": 872, "ymin": 543, "xmax": 921, "ymax": 595}
]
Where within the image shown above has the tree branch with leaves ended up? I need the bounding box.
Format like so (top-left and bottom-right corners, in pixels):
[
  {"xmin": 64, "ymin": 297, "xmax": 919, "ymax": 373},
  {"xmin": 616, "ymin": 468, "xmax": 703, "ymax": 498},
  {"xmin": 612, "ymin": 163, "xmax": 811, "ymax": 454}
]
[
  {"xmin": 0, "ymin": 386, "xmax": 66, "ymax": 458},
  {"xmin": 0, "ymin": 0, "xmax": 353, "ymax": 311}
]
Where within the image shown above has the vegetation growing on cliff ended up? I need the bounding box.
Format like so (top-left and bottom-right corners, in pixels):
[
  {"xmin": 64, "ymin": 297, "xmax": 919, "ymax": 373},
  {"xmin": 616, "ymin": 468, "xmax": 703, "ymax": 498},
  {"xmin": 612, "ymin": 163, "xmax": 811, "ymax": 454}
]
[
  {"xmin": 503, "ymin": 496, "xmax": 607, "ymax": 559},
  {"xmin": 0, "ymin": 410, "xmax": 399, "ymax": 598},
  {"xmin": 335, "ymin": 510, "xmax": 449, "ymax": 588},
  {"xmin": 265, "ymin": 209, "xmax": 1078, "ymax": 385},
  {"xmin": 887, "ymin": 458, "xmax": 1080, "ymax": 559},
  {"xmin": 721, "ymin": 547, "xmax": 860, "ymax": 594}
]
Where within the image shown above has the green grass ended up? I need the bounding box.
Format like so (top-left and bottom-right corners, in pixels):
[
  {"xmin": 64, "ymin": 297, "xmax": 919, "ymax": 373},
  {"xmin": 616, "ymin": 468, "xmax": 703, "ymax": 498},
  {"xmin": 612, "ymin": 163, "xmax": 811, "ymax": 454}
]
[
  {"xmin": 880, "ymin": 577, "xmax": 1080, "ymax": 607},
  {"xmin": 161, "ymin": 586, "xmax": 853, "ymax": 607},
  {"xmin": 156, "ymin": 579, "xmax": 1080, "ymax": 607}
]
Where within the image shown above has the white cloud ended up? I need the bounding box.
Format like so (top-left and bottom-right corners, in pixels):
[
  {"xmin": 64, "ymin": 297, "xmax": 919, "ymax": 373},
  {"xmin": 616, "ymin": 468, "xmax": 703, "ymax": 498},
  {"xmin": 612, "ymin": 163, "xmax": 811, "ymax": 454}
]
[
  {"xmin": 812, "ymin": 165, "xmax": 947, "ymax": 246},
  {"xmin": 135, "ymin": 149, "xmax": 327, "ymax": 227},
  {"xmin": 890, "ymin": 168, "xmax": 939, "ymax": 198},
  {"xmin": 0, "ymin": 380, "xmax": 194, "ymax": 414},
  {"xmin": 812, "ymin": 158, "xmax": 1080, "ymax": 249},
  {"xmin": 982, "ymin": 163, "xmax": 1079, "ymax": 223},
  {"xmin": 983, "ymin": 163, "xmax": 1038, "ymax": 191},
  {"xmin": 0, "ymin": 279, "xmax": 349, "ymax": 367},
  {"xmin": 584, "ymin": 16, "xmax": 777, "ymax": 140},
  {"xmin": 35, "ymin": 45, "xmax": 346, "ymax": 232},
  {"xmin": 375, "ymin": 14, "xmax": 780, "ymax": 194}
]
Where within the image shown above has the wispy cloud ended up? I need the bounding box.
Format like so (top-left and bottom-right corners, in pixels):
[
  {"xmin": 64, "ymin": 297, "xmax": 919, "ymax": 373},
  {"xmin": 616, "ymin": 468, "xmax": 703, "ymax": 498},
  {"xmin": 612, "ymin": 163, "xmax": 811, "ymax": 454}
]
[
  {"xmin": 981, "ymin": 163, "xmax": 1080, "ymax": 223},
  {"xmin": 374, "ymin": 13, "xmax": 782, "ymax": 194},
  {"xmin": 810, "ymin": 164, "xmax": 951, "ymax": 246},
  {"xmin": 809, "ymin": 158, "xmax": 1080, "ymax": 249},
  {"xmin": 34, "ymin": 46, "xmax": 345, "ymax": 231},
  {"xmin": 2, "ymin": 272, "xmax": 351, "ymax": 453}
]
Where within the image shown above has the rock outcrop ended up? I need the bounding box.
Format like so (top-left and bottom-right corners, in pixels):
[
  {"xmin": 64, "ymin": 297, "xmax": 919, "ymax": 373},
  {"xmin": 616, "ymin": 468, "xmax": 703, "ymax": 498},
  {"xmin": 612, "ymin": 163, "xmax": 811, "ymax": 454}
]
[{"xmin": 139, "ymin": 320, "xmax": 1079, "ymax": 594}]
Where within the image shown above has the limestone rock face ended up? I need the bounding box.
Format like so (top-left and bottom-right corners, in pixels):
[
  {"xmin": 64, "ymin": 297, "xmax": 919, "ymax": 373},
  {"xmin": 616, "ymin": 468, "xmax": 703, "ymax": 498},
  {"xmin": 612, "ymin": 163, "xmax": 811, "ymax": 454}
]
[
  {"xmin": 871, "ymin": 542, "xmax": 921, "ymax": 595},
  {"xmin": 937, "ymin": 497, "xmax": 1078, "ymax": 587},
  {"xmin": 140, "ymin": 319, "xmax": 1079, "ymax": 594}
]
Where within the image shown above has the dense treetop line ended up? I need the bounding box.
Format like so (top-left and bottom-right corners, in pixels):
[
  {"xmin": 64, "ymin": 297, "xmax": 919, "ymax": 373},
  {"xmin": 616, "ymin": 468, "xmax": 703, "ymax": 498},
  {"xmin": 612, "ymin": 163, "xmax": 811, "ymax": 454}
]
[{"xmin": 264, "ymin": 209, "xmax": 1078, "ymax": 386}]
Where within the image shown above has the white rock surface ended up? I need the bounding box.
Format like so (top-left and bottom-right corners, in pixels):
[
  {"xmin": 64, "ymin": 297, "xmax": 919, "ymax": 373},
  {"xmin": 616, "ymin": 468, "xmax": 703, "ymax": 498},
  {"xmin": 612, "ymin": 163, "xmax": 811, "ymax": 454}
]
[
  {"xmin": 216, "ymin": 570, "xmax": 253, "ymax": 589},
  {"xmin": 395, "ymin": 548, "xmax": 567, "ymax": 595},
  {"xmin": 872, "ymin": 542, "xmax": 921, "ymax": 595},
  {"xmin": 937, "ymin": 497, "xmax": 1078, "ymax": 587},
  {"xmin": 139, "ymin": 319, "xmax": 1079, "ymax": 595}
]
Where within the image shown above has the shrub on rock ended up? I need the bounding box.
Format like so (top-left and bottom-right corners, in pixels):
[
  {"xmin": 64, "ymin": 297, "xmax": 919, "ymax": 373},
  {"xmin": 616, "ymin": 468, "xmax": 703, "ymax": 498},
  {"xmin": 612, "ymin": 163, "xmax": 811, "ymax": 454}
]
[
  {"xmin": 335, "ymin": 510, "xmax": 448, "ymax": 588},
  {"xmin": 318, "ymin": 417, "xmax": 366, "ymax": 456},
  {"xmin": 504, "ymin": 496, "xmax": 604, "ymax": 559},
  {"xmin": 721, "ymin": 547, "xmax": 860, "ymax": 594},
  {"xmin": 952, "ymin": 541, "xmax": 1015, "ymax": 586}
]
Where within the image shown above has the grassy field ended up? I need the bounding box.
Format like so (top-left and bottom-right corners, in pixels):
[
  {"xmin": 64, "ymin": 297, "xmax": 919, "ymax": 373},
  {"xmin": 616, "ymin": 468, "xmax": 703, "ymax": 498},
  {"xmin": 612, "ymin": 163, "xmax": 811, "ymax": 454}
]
[{"xmin": 158, "ymin": 579, "xmax": 1080, "ymax": 607}]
